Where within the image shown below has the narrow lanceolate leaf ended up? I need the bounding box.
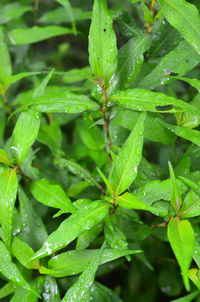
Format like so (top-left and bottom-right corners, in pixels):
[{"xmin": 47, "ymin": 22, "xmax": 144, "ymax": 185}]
[
  {"xmin": 11, "ymin": 110, "xmax": 40, "ymax": 164},
  {"xmin": 10, "ymin": 276, "xmax": 44, "ymax": 302},
  {"xmin": 0, "ymin": 149, "xmax": 11, "ymax": 165},
  {"xmin": 0, "ymin": 240, "xmax": 35, "ymax": 294},
  {"xmin": 43, "ymin": 276, "xmax": 60, "ymax": 302},
  {"xmin": 0, "ymin": 282, "xmax": 14, "ymax": 299},
  {"xmin": 116, "ymin": 192, "xmax": 168, "ymax": 217},
  {"xmin": 55, "ymin": 158, "xmax": 102, "ymax": 189},
  {"xmin": 0, "ymin": 169, "xmax": 18, "ymax": 248},
  {"xmin": 56, "ymin": 0, "xmax": 76, "ymax": 33},
  {"xmin": 159, "ymin": 0, "xmax": 200, "ymax": 55},
  {"xmin": 109, "ymin": 112, "xmax": 146, "ymax": 195},
  {"xmin": 169, "ymin": 162, "xmax": 182, "ymax": 213},
  {"xmin": 18, "ymin": 187, "xmax": 48, "ymax": 251},
  {"xmin": 8, "ymin": 26, "xmax": 73, "ymax": 45},
  {"xmin": 9, "ymin": 71, "xmax": 41, "ymax": 86},
  {"xmin": 0, "ymin": 27, "xmax": 12, "ymax": 93},
  {"xmin": 12, "ymin": 237, "xmax": 40, "ymax": 270},
  {"xmin": 110, "ymin": 89, "xmax": 199, "ymax": 114},
  {"xmin": 108, "ymin": 35, "xmax": 151, "ymax": 93},
  {"xmin": 28, "ymin": 201, "xmax": 110, "ymax": 261},
  {"xmin": 188, "ymin": 269, "xmax": 200, "ymax": 290},
  {"xmin": 171, "ymin": 76, "xmax": 200, "ymax": 93},
  {"xmin": 139, "ymin": 41, "xmax": 200, "ymax": 90},
  {"xmin": 89, "ymin": 0, "xmax": 117, "ymax": 86},
  {"xmin": 168, "ymin": 217, "xmax": 195, "ymax": 291},
  {"xmin": 61, "ymin": 244, "xmax": 105, "ymax": 302},
  {"xmin": 39, "ymin": 248, "xmax": 141, "ymax": 277},
  {"xmin": 0, "ymin": 3, "xmax": 32, "ymax": 25},
  {"xmin": 161, "ymin": 121, "xmax": 200, "ymax": 148},
  {"xmin": 29, "ymin": 92, "xmax": 99, "ymax": 113},
  {"xmin": 171, "ymin": 290, "xmax": 200, "ymax": 302},
  {"xmin": 31, "ymin": 179, "xmax": 75, "ymax": 213}
]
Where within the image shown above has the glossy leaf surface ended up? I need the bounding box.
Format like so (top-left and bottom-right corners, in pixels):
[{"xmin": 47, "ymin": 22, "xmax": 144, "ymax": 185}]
[{"xmin": 168, "ymin": 217, "xmax": 195, "ymax": 291}]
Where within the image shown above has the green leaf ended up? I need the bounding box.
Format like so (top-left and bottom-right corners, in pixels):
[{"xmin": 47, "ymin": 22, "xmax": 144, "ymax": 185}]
[
  {"xmin": 108, "ymin": 112, "xmax": 146, "ymax": 195},
  {"xmin": 0, "ymin": 282, "xmax": 14, "ymax": 299},
  {"xmin": 105, "ymin": 221, "xmax": 128, "ymax": 251},
  {"xmin": 139, "ymin": 41, "xmax": 200, "ymax": 90},
  {"xmin": 108, "ymin": 35, "xmax": 151, "ymax": 93},
  {"xmin": 18, "ymin": 187, "xmax": 48, "ymax": 251},
  {"xmin": 188, "ymin": 269, "xmax": 200, "ymax": 290},
  {"xmin": 43, "ymin": 276, "xmax": 61, "ymax": 302},
  {"xmin": 77, "ymin": 120, "xmax": 105, "ymax": 151},
  {"xmin": 111, "ymin": 110, "xmax": 174, "ymax": 145},
  {"xmin": 67, "ymin": 181, "xmax": 90, "ymax": 198},
  {"xmin": 12, "ymin": 237, "xmax": 40, "ymax": 270},
  {"xmin": 56, "ymin": 0, "xmax": 77, "ymax": 33},
  {"xmin": 159, "ymin": 0, "xmax": 200, "ymax": 55},
  {"xmin": 26, "ymin": 92, "xmax": 99, "ymax": 113},
  {"xmin": 9, "ymin": 276, "xmax": 44, "ymax": 302},
  {"xmin": 28, "ymin": 201, "xmax": 110, "ymax": 261},
  {"xmin": 161, "ymin": 120, "xmax": 200, "ymax": 148},
  {"xmin": 39, "ymin": 248, "xmax": 141, "ymax": 277},
  {"xmin": 168, "ymin": 217, "xmax": 195, "ymax": 291},
  {"xmin": 170, "ymin": 290, "xmax": 200, "ymax": 302},
  {"xmin": 171, "ymin": 76, "xmax": 200, "ymax": 93},
  {"xmin": 96, "ymin": 167, "xmax": 113, "ymax": 195},
  {"xmin": 62, "ymin": 67, "xmax": 92, "ymax": 83},
  {"xmin": 11, "ymin": 110, "xmax": 41, "ymax": 164},
  {"xmin": 110, "ymin": 88, "xmax": 199, "ymax": 114},
  {"xmin": 30, "ymin": 178, "xmax": 75, "ymax": 213},
  {"xmin": 0, "ymin": 27, "xmax": 12, "ymax": 93},
  {"xmin": 134, "ymin": 178, "xmax": 187, "ymax": 206},
  {"xmin": 61, "ymin": 244, "xmax": 105, "ymax": 302},
  {"xmin": 0, "ymin": 240, "xmax": 36, "ymax": 294},
  {"xmin": 55, "ymin": 157, "xmax": 102, "ymax": 189},
  {"xmin": 169, "ymin": 162, "xmax": 182, "ymax": 213},
  {"xmin": 180, "ymin": 190, "xmax": 200, "ymax": 218},
  {"xmin": 115, "ymin": 192, "xmax": 168, "ymax": 217},
  {"xmin": 9, "ymin": 72, "xmax": 41, "ymax": 86},
  {"xmin": 40, "ymin": 7, "xmax": 91, "ymax": 24},
  {"xmin": 89, "ymin": 0, "xmax": 117, "ymax": 86},
  {"xmin": 9, "ymin": 26, "xmax": 73, "ymax": 45},
  {"xmin": 0, "ymin": 3, "xmax": 31, "ymax": 25},
  {"xmin": 0, "ymin": 148, "xmax": 11, "ymax": 165},
  {"xmin": 38, "ymin": 121, "xmax": 63, "ymax": 153},
  {"xmin": 0, "ymin": 169, "xmax": 18, "ymax": 248},
  {"xmin": 90, "ymin": 282, "xmax": 123, "ymax": 302},
  {"xmin": 76, "ymin": 223, "xmax": 103, "ymax": 250},
  {"xmin": 33, "ymin": 69, "xmax": 55, "ymax": 98}
]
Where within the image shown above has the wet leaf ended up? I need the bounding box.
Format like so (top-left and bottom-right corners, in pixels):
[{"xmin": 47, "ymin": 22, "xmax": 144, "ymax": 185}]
[
  {"xmin": 89, "ymin": 0, "xmax": 117, "ymax": 86},
  {"xmin": 31, "ymin": 178, "xmax": 75, "ymax": 213},
  {"xmin": 0, "ymin": 240, "xmax": 37, "ymax": 294},
  {"xmin": 11, "ymin": 110, "xmax": 41, "ymax": 164},
  {"xmin": 110, "ymin": 89, "xmax": 198, "ymax": 114},
  {"xmin": 108, "ymin": 112, "xmax": 145, "ymax": 195},
  {"xmin": 139, "ymin": 41, "xmax": 200, "ymax": 90},
  {"xmin": 28, "ymin": 201, "xmax": 110, "ymax": 261},
  {"xmin": 168, "ymin": 217, "xmax": 195, "ymax": 291},
  {"xmin": 12, "ymin": 237, "xmax": 40, "ymax": 270},
  {"xmin": 159, "ymin": 0, "xmax": 200, "ymax": 55},
  {"xmin": 0, "ymin": 169, "xmax": 18, "ymax": 248},
  {"xmin": 0, "ymin": 27, "xmax": 12, "ymax": 93},
  {"xmin": 39, "ymin": 248, "xmax": 141, "ymax": 277}
]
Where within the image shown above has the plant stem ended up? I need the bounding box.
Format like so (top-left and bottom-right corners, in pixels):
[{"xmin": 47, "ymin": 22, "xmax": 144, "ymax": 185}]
[
  {"xmin": 101, "ymin": 84, "xmax": 112, "ymax": 162},
  {"xmin": 34, "ymin": 0, "xmax": 39, "ymax": 25},
  {"xmin": 2, "ymin": 92, "xmax": 15, "ymax": 122}
]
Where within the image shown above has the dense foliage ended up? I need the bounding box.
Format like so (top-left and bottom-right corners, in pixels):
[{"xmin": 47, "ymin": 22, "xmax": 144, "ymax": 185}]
[{"xmin": 1, "ymin": 0, "xmax": 200, "ymax": 301}]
